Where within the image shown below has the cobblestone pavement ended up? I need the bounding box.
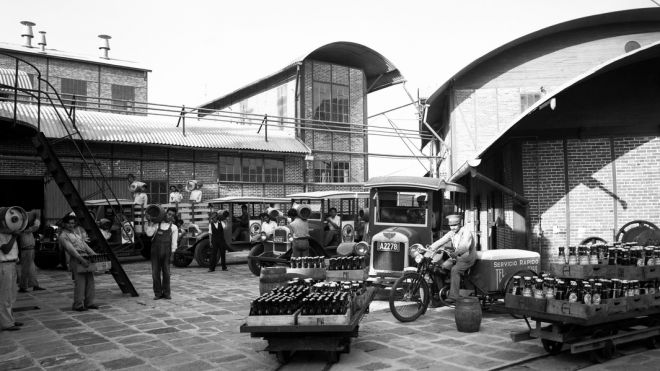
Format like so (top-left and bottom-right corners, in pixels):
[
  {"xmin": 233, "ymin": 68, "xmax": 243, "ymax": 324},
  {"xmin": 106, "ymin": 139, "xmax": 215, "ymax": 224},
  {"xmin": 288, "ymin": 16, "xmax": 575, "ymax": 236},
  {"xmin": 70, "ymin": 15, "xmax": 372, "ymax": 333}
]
[{"xmin": 1, "ymin": 256, "xmax": 658, "ymax": 371}]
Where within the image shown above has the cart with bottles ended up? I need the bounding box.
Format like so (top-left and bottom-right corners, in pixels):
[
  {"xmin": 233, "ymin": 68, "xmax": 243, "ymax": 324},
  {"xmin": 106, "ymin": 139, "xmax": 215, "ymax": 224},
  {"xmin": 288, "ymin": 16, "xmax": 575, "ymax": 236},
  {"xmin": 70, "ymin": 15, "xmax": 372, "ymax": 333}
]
[
  {"xmin": 505, "ymin": 241, "xmax": 660, "ymax": 363},
  {"xmin": 239, "ymin": 283, "xmax": 376, "ymax": 364}
]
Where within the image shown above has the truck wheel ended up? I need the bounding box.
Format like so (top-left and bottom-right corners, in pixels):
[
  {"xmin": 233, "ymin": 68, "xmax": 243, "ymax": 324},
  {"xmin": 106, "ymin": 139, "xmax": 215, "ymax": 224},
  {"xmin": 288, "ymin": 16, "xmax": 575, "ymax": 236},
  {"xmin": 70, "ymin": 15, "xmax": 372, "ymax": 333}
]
[
  {"xmin": 193, "ymin": 239, "xmax": 218, "ymax": 268},
  {"xmin": 173, "ymin": 252, "xmax": 193, "ymax": 268},
  {"xmin": 248, "ymin": 244, "xmax": 265, "ymax": 276}
]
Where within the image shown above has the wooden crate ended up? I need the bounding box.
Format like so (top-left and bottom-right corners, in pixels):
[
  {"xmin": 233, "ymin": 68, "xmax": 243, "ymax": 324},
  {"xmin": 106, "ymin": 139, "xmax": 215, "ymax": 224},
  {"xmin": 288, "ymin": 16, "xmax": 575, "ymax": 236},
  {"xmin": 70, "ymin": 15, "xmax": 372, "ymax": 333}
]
[
  {"xmin": 545, "ymin": 299, "xmax": 608, "ymax": 320},
  {"xmin": 547, "ymin": 263, "xmax": 644, "ymax": 280},
  {"xmin": 325, "ymin": 268, "xmax": 369, "ymax": 282},
  {"xmin": 602, "ymin": 297, "xmax": 627, "ymax": 314},
  {"xmin": 246, "ymin": 310, "xmax": 299, "ymax": 327},
  {"xmin": 285, "ymin": 267, "xmax": 326, "ymax": 281},
  {"xmin": 504, "ymin": 294, "xmax": 547, "ymax": 313},
  {"xmin": 644, "ymin": 266, "xmax": 660, "ymax": 280},
  {"xmin": 296, "ymin": 307, "xmax": 352, "ymax": 326},
  {"xmin": 626, "ymin": 295, "xmax": 647, "ymax": 312}
]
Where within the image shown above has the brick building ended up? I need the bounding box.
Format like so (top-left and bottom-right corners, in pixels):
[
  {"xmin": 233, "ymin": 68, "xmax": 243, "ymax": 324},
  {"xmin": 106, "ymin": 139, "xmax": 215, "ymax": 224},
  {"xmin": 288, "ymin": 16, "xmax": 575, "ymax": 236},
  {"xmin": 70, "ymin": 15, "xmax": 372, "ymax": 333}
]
[
  {"xmin": 0, "ymin": 23, "xmax": 402, "ymax": 225},
  {"xmin": 422, "ymin": 8, "xmax": 660, "ymax": 264}
]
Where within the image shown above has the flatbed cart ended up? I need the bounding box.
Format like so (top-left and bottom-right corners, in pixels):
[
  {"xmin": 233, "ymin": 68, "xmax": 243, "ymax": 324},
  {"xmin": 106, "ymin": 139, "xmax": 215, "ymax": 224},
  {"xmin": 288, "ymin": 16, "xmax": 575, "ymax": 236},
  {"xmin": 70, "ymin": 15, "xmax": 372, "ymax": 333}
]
[
  {"xmin": 507, "ymin": 305, "xmax": 660, "ymax": 363},
  {"xmin": 240, "ymin": 287, "xmax": 376, "ymax": 364}
]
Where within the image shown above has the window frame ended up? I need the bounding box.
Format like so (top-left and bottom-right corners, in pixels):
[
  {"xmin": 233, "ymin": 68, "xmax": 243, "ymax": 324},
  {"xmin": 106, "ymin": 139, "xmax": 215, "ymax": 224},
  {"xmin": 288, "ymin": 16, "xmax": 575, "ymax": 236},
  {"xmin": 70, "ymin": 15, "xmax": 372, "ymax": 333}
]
[
  {"xmin": 61, "ymin": 78, "xmax": 88, "ymax": 108},
  {"xmin": 311, "ymin": 61, "xmax": 350, "ymax": 124},
  {"xmin": 145, "ymin": 180, "xmax": 168, "ymax": 204},
  {"xmin": 111, "ymin": 84, "xmax": 136, "ymax": 113}
]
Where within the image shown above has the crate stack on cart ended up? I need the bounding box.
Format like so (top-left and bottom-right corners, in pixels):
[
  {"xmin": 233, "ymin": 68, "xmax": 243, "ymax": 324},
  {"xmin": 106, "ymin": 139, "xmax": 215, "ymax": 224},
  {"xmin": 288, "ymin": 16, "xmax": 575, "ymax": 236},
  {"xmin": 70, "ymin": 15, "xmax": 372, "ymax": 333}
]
[
  {"xmin": 505, "ymin": 242, "xmax": 660, "ymax": 361},
  {"xmin": 240, "ymin": 255, "xmax": 374, "ymax": 364}
]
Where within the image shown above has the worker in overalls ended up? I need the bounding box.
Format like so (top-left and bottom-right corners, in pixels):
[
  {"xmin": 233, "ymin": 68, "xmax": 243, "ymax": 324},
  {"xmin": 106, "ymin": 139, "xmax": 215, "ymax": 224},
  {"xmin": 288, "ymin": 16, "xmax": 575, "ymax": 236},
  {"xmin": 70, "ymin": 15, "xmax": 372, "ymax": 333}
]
[{"xmin": 151, "ymin": 207, "xmax": 178, "ymax": 300}]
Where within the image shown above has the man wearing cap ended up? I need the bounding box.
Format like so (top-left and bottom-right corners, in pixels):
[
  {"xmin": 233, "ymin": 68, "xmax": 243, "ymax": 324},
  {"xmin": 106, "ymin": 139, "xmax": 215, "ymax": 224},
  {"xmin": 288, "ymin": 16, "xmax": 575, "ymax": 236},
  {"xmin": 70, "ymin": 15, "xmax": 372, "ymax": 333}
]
[{"xmin": 428, "ymin": 213, "xmax": 476, "ymax": 303}]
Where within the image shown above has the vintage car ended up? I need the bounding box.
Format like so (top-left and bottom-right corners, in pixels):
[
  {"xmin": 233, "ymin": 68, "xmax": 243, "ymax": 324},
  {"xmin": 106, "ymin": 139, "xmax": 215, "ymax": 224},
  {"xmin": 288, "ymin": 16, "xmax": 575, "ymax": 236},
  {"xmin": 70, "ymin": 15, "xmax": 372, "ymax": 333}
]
[
  {"xmin": 173, "ymin": 196, "xmax": 290, "ymax": 268},
  {"xmin": 364, "ymin": 176, "xmax": 467, "ymax": 277},
  {"xmin": 35, "ymin": 199, "xmax": 142, "ymax": 269},
  {"xmin": 246, "ymin": 191, "xmax": 370, "ymax": 276}
]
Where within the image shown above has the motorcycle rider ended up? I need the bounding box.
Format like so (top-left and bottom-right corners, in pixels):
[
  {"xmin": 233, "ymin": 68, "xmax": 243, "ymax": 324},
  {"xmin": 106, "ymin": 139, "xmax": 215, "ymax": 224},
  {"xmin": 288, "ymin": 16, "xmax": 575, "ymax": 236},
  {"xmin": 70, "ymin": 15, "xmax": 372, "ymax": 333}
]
[{"xmin": 428, "ymin": 213, "xmax": 476, "ymax": 304}]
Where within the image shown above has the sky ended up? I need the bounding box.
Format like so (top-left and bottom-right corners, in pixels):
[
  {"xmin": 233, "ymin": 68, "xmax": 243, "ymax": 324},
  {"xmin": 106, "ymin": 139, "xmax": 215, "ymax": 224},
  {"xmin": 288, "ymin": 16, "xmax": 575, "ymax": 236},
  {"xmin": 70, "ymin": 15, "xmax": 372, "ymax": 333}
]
[{"xmin": 1, "ymin": 0, "xmax": 654, "ymax": 177}]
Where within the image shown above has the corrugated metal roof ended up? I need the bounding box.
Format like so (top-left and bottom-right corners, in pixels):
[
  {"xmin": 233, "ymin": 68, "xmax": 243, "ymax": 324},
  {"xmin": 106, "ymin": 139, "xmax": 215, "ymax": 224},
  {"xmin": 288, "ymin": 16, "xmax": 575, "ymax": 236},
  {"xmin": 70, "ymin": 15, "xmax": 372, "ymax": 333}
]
[
  {"xmin": 0, "ymin": 42, "xmax": 151, "ymax": 72},
  {"xmin": 0, "ymin": 68, "xmax": 32, "ymax": 91},
  {"xmin": 0, "ymin": 102, "xmax": 310, "ymax": 154}
]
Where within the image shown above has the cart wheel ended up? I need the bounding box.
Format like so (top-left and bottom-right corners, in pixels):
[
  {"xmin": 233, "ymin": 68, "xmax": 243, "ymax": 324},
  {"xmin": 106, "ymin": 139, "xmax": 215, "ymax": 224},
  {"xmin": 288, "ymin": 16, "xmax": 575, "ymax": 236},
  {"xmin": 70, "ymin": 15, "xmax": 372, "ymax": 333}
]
[
  {"xmin": 646, "ymin": 336, "xmax": 660, "ymax": 349},
  {"xmin": 590, "ymin": 340, "xmax": 615, "ymax": 363},
  {"xmin": 275, "ymin": 351, "xmax": 290, "ymax": 364},
  {"xmin": 541, "ymin": 339, "xmax": 563, "ymax": 355},
  {"xmin": 328, "ymin": 351, "xmax": 340, "ymax": 363}
]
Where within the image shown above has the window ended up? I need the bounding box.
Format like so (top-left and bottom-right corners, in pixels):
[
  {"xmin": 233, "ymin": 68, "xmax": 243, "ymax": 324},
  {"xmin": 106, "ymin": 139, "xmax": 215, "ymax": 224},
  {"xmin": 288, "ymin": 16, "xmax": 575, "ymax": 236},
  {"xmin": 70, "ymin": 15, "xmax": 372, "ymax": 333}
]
[
  {"xmin": 145, "ymin": 180, "xmax": 167, "ymax": 204},
  {"xmin": 112, "ymin": 84, "xmax": 135, "ymax": 113},
  {"xmin": 264, "ymin": 159, "xmax": 284, "ymax": 182},
  {"xmin": 313, "ymin": 160, "xmax": 331, "ymax": 183},
  {"xmin": 332, "ymin": 161, "xmax": 350, "ymax": 183},
  {"xmin": 242, "ymin": 157, "xmax": 263, "ymax": 182},
  {"xmin": 312, "ymin": 62, "xmax": 350, "ymax": 124},
  {"xmin": 61, "ymin": 78, "xmax": 87, "ymax": 108},
  {"xmin": 520, "ymin": 93, "xmax": 541, "ymax": 112},
  {"xmin": 219, "ymin": 157, "xmax": 241, "ymax": 181}
]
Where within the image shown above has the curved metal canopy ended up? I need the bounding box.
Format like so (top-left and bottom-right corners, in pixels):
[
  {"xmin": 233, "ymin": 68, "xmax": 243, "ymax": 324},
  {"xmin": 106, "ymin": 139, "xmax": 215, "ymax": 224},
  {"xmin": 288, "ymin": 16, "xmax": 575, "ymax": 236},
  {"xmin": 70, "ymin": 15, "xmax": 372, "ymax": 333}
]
[{"xmin": 365, "ymin": 176, "xmax": 466, "ymax": 193}]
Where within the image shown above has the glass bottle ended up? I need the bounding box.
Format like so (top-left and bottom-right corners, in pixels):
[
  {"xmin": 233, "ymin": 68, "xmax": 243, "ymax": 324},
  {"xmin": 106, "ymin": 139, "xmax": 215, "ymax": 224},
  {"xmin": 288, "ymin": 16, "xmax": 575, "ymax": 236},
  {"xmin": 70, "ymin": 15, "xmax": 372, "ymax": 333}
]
[
  {"xmin": 608, "ymin": 247, "xmax": 617, "ymax": 265},
  {"xmin": 655, "ymin": 247, "xmax": 660, "ymax": 266},
  {"xmin": 510, "ymin": 275, "xmax": 522, "ymax": 295},
  {"xmin": 646, "ymin": 247, "xmax": 656, "ymax": 266},
  {"xmin": 589, "ymin": 245, "xmax": 599, "ymax": 265},
  {"xmin": 533, "ymin": 278, "xmax": 545, "ymax": 299},
  {"xmin": 582, "ymin": 284, "xmax": 592, "ymax": 305},
  {"xmin": 635, "ymin": 247, "xmax": 645, "ymax": 267},
  {"xmin": 558, "ymin": 246, "xmax": 567, "ymax": 264},
  {"xmin": 568, "ymin": 281, "xmax": 579, "ymax": 303},
  {"xmin": 522, "ymin": 276, "xmax": 533, "ymax": 297},
  {"xmin": 578, "ymin": 245, "xmax": 590, "ymax": 265},
  {"xmin": 555, "ymin": 279, "xmax": 566, "ymax": 300},
  {"xmin": 568, "ymin": 246, "xmax": 578, "ymax": 265},
  {"xmin": 593, "ymin": 282, "xmax": 602, "ymax": 305},
  {"xmin": 544, "ymin": 277, "xmax": 555, "ymax": 299}
]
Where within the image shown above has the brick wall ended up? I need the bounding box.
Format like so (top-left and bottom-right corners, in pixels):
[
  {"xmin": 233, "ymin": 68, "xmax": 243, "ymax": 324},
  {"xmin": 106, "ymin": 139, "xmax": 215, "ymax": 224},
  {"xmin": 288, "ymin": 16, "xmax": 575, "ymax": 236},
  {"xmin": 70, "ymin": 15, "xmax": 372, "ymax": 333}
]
[{"xmin": 521, "ymin": 136, "xmax": 660, "ymax": 268}]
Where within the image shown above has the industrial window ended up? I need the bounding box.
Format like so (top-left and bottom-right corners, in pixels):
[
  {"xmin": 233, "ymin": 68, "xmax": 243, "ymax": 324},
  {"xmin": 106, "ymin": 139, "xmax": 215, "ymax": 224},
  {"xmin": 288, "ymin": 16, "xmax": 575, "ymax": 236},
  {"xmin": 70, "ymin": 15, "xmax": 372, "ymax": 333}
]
[
  {"xmin": 264, "ymin": 158, "xmax": 284, "ymax": 182},
  {"xmin": 242, "ymin": 157, "xmax": 264, "ymax": 183},
  {"xmin": 332, "ymin": 161, "xmax": 350, "ymax": 183},
  {"xmin": 219, "ymin": 157, "xmax": 241, "ymax": 182},
  {"xmin": 313, "ymin": 160, "xmax": 350, "ymax": 183},
  {"xmin": 145, "ymin": 180, "xmax": 168, "ymax": 205},
  {"xmin": 61, "ymin": 78, "xmax": 87, "ymax": 108},
  {"xmin": 520, "ymin": 93, "xmax": 541, "ymax": 112},
  {"xmin": 312, "ymin": 62, "xmax": 350, "ymax": 124},
  {"xmin": 111, "ymin": 84, "xmax": 135, "ymax": 113}
]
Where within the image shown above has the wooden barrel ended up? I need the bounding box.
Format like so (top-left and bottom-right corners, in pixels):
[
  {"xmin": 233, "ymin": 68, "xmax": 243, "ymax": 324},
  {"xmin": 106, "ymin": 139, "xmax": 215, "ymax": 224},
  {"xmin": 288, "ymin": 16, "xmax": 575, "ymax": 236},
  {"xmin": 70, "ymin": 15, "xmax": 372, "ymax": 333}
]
[
  {"xmin": 259, "ymin": 266, "xmax": 287, "ymax": 294},
  {"xmin": 454, "ymin": 297, "xmax": 482, "ymax": 333},
  {"xmin": 0, "ymin": 206, "xmax": 28, "ymax": 234},
  {"xmin": 145, "ymin": 204, "xmax": 165, "ymax": 223}
]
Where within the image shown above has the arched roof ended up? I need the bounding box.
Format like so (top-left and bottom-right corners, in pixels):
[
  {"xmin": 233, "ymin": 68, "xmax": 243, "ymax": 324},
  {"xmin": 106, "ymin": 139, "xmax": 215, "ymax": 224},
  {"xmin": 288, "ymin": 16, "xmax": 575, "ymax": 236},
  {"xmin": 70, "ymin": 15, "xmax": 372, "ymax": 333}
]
[
  {"xmin": 199, "ymin": 41, "xmax": 404, "ymax": 111},
  {"xmin": 424, "ymin": 7, "xmax": 660, "ymax": 139}
]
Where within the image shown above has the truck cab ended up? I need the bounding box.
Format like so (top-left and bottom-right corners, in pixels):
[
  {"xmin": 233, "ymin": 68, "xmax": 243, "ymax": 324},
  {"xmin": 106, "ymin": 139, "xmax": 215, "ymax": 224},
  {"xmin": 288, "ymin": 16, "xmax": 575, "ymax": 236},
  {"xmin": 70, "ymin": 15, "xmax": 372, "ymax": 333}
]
[{"xmin": 365, "ymin": 176, "xmax": 466, "ymax": 278}]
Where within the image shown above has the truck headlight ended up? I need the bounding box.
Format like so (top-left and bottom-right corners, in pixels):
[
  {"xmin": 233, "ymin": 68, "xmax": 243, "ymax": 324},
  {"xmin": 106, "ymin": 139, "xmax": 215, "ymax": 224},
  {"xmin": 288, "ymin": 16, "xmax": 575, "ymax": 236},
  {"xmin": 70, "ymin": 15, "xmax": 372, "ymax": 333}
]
[
  {"xmin": 288, "ymin": 234, "xmax": 293, "ymax": 242},
  {"xmin": 260, "ymin": 232, "xmax": 267, "ymax": 241},
  {"xmin": 415, "ymin": 254, "xmax": 424, "ymax": 264},
  {"xmin": 354, "ymin": 241, "xmax": 369, "ymax": 256}
]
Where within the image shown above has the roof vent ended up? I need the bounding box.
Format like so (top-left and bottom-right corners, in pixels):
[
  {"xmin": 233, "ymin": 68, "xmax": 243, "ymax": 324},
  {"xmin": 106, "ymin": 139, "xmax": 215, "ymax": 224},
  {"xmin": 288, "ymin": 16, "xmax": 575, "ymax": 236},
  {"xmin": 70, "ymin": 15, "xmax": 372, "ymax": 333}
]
[
  {"xmin": 98, "ymin": 34, "xmax": 111, "ymax": 59},
  {"xmin": 20, "ymin": 21, "xmax": 35, "ymax": 48},
  {"xmin": 38, "ymin": 31, "xmax": 47, "ymax": 53}
]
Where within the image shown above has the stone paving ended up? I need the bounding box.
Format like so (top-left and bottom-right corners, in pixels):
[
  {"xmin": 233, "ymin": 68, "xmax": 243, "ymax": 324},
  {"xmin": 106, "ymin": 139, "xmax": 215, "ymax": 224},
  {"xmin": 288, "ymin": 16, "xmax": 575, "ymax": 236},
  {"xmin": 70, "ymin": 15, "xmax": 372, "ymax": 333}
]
[{"xmin": 0, "ymin": 255, "xmax": 658, "ymax": 370}]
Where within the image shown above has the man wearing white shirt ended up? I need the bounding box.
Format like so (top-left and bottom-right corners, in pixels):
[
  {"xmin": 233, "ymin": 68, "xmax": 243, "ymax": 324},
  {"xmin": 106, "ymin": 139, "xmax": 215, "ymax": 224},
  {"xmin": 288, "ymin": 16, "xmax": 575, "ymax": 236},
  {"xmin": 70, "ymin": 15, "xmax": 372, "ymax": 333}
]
[{"xmin": 208, "ymin": 210, "xmax": 229, "ymax": 272}]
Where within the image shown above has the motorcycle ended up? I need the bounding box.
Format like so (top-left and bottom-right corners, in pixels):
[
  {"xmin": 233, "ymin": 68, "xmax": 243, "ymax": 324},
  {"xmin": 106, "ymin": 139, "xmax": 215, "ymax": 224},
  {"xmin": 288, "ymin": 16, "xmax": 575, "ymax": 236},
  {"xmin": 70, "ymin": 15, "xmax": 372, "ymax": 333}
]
[{"xmin": 388, "ymin": 243, "xmax": 540, "ymax": 322}]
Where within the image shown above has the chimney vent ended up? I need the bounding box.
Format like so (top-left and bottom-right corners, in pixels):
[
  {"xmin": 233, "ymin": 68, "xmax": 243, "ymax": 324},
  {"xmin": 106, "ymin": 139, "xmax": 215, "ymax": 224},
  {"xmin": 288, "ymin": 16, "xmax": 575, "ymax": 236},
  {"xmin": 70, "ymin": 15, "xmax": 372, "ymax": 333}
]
[
  {"xmin": 98, "ymin": 34, "xmax": 111, "ymax": 59},
  {"xmin": 38, "ymin": 31, "xmax": 47, "ymax": 52},
  {"xmin": 20, "ymin": 21, "xmax": 36, "ymax": 47}
]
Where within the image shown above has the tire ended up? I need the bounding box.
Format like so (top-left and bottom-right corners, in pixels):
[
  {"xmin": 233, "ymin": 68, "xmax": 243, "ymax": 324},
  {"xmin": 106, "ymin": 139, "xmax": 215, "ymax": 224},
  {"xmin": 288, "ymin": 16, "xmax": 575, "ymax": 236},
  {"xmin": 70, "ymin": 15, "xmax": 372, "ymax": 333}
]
[
  {"xmin": 193, "ymin": 239, "xmax": 218, "ymax": 268},
  {"xmin": 389, "ymin": 272, "xmax": 429, "ymax": 322},
  {"xmin": 173, "ymin": 252, "xmax": 193, "ymax": 268},
  {"xmin": 248, "ymin": 244, "xmax": 265, "ymax": 276},
  {"xmin": 541, "ymin": 339, "xmax": 563, "ymax": 355},
  {"xmin": 438, "ymin": 285, "xmax": 454, "ymax": 308}
]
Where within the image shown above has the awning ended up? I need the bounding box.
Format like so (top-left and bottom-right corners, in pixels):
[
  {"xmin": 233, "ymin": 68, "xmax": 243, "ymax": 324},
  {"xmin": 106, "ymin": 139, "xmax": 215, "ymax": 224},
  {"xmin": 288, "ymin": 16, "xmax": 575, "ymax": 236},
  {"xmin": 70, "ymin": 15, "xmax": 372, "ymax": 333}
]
[{"xmin": 449, "ymin": 162, "xmax": 529, "ymax": 205}]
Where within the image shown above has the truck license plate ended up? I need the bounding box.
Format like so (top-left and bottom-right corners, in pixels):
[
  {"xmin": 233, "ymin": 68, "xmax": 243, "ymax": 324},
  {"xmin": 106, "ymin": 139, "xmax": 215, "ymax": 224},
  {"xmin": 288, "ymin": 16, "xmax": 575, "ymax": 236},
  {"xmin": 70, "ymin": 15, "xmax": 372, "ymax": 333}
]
[{"xmin": 376, "ymin": 242, "xmax": 400, "ymax": 252}]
